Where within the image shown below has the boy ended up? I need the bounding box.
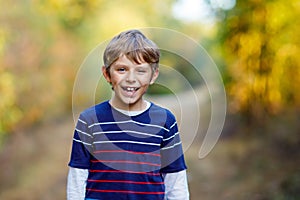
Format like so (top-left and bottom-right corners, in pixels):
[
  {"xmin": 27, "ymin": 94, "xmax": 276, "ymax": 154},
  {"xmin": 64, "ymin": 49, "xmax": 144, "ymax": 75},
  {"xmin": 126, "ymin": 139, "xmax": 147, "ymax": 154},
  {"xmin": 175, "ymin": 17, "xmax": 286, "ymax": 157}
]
[{"xmin": 67, "ymin": 29, "xmax": 189, "ymax": 200}]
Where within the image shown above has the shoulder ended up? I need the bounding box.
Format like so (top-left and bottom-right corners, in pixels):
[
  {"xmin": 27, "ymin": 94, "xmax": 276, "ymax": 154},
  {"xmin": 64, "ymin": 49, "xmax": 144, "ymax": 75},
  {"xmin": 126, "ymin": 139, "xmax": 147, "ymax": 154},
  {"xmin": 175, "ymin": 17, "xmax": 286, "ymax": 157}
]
[
  {"xmin": 150, "ymin": 102, "xmax": 175, "ymax": 116},
  {"xmin": 78, "ymin": 101, "xmax": 110, "ymax": 123},
  {"xmin": 149, "ymin": 102, "xmax": 177, "ymax": 125}
]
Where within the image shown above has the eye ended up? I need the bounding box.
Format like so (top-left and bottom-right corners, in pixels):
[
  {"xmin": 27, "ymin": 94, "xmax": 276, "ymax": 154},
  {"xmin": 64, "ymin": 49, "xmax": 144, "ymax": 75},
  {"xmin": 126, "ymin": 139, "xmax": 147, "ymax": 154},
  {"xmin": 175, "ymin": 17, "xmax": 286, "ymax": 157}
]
[
  {"xmin": 138, "ymin": 69, "xmax": 146, "ymax": 73},
  {"xmin": 136, "ymin": 68, "xmax": 147, "ymax": 74},
  {"xmin": 116, "ymin": 67, "xmax": 126, "ymax": 72}
]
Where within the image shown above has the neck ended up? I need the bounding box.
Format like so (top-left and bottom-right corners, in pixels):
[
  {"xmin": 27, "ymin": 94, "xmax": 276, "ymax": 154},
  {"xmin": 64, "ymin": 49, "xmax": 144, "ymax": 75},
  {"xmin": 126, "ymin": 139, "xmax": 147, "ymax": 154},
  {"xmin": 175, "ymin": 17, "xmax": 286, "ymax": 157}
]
[{"xmin": 109, "ymin": 99, "xmax": 147, "ymax": 112}]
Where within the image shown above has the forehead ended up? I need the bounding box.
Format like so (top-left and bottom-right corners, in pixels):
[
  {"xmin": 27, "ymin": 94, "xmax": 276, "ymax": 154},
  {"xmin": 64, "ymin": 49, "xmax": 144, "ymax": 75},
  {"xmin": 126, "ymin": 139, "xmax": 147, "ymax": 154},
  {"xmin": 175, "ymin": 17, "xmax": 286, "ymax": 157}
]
[{"xmin": 112, "ymin": 55, "xmax": 151, "ymax": 68}]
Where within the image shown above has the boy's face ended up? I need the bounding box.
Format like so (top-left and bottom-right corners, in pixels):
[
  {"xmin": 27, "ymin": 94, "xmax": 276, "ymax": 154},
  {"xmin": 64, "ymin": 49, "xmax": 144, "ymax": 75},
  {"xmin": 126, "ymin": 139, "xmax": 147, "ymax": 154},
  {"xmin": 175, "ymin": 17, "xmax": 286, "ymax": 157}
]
[{"xmin": 102, "ymin": 54, "xmax": 159, "ymax": 111}]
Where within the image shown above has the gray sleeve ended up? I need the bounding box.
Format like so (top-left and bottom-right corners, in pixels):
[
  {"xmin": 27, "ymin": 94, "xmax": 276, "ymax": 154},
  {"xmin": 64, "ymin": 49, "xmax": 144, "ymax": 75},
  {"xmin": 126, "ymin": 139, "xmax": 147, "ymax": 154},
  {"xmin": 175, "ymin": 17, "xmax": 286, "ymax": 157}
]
[
  {"xmin": 163, "ymin": 170, "xmax": 190, "ymax": 200},
  {"xmin": 67, "ymin": 167, "xmax": 88, "ymax": 200}
]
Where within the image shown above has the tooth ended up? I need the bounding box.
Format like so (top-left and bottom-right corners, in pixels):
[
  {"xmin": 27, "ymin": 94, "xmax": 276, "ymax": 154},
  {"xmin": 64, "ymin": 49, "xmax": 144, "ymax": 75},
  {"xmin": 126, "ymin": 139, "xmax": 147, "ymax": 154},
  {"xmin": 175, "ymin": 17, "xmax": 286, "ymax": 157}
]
[{"xmin": 126, "ymin": 87, "xmax": 134, "ymax": 91}]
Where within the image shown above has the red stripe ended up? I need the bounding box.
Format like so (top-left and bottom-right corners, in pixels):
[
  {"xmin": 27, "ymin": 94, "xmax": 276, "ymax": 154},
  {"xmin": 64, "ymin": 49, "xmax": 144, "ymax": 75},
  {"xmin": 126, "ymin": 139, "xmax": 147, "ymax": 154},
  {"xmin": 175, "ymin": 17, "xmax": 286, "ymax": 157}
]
[
  {"xmin": 87, "ymin": 179, "xmax": 164, "ymax": 185},
  {"xmin": 93, "ymin": 150, "xmax": 160, "ymax": 157},
  {"xmin": 86, "ymin": 188, "xmax": 164, "ymax": 195},
  {"xmin": 89, "ymin": 169, "xmax": 160, "ymax": 176},
  {"xmin": 91, "ymin": 160, "xmax": 161, "ymax": 166}
]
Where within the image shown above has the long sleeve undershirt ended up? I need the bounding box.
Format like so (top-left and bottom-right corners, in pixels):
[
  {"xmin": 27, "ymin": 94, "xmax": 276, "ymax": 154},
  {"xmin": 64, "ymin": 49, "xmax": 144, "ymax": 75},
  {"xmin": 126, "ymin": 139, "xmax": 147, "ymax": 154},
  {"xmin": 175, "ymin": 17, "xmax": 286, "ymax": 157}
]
[{"xmin": 67, "ymin": 167, "xmax": 189, "ymax": 200}]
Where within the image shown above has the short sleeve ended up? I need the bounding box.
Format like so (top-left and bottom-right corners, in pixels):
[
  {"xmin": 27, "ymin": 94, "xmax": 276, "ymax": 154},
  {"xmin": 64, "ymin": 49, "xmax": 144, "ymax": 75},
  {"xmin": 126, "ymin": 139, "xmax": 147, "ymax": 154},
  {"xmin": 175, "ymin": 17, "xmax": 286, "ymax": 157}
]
[
  {"xmin": 68, "ymin": 114, "xmax": 93, "ymax": 169},
  {"xmin": 160, "ymin": 114, "xmax": 187, "ymax": 173}
]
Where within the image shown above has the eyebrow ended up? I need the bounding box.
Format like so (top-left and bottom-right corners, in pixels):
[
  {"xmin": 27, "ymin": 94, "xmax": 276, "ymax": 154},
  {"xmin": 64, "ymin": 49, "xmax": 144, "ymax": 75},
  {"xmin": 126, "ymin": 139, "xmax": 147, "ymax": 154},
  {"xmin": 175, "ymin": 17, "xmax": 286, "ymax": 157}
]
[
  {"xmin": 113, "ymin": 62, "xmax": 150, "ymax": 68},
  {"xmin": 112, "ymin": 63, "xmax": 128, "ymax": 67}
]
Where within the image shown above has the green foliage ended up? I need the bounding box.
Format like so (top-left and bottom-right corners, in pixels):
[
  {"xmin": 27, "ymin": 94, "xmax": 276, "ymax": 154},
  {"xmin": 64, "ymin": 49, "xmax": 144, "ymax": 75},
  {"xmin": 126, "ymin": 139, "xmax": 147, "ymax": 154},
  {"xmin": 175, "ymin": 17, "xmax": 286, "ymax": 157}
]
[
  {"xmin": 0, "ymin": 72, "xmax": 22, "ymax": 137},
  {"xmin": 0, "ymin": 1, "xmax": 94, "ymax": 138},
  {"xmin": 2, "ymin": 0, "xmax": 299, "ymax": 139},
  {"xmin": 217, "ymin": 0, "xmax": 300, "ymax": 120},
  {"xmin": 0, "ymin": 0, "xmax": 183, "ymax": 140}
]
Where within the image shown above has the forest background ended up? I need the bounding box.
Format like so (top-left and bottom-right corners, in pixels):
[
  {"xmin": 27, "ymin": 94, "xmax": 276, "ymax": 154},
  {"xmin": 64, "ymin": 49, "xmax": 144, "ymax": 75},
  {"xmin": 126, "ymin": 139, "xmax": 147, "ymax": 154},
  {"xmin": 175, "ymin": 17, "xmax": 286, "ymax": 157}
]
[{"xmin": 0, "ymin": 0, "xmax": 300, "ymax": 199}]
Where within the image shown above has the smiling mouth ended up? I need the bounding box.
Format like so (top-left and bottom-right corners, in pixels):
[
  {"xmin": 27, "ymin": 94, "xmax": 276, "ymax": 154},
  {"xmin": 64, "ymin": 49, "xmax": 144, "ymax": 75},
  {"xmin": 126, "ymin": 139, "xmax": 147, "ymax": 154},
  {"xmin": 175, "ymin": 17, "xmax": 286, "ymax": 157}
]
[{"xmin": 122, "ymin": 86, "xmax": 139, "ymax": 93}]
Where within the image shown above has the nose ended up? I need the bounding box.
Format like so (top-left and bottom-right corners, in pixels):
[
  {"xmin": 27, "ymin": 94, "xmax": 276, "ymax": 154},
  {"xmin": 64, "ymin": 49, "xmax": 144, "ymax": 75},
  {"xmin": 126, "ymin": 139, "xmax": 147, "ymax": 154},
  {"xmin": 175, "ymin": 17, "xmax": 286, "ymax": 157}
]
[{"xmin": 126, "ymin": 70, "xmax": 136, "ymax": 83}]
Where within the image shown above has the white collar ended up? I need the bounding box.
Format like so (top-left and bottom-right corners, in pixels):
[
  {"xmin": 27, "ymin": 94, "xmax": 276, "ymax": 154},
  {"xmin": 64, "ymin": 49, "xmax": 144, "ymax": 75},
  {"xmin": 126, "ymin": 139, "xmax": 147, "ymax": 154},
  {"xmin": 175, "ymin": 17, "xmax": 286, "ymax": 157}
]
[{"xmin": 112, "ymin": 101, "xmax": 151, "ymax": 116}]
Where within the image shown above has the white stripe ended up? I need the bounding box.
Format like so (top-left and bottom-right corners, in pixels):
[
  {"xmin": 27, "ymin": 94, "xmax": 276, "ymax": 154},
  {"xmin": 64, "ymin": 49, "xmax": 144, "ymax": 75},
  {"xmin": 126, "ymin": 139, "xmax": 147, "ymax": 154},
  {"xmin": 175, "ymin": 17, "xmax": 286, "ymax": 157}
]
[
  {"xmin": 73, "ymin": 138, "xmax": 92, "ymax": 146},
  {"xmin": 163, "ymin": 132, "xmax": 179, "ymax": 141},
  {"xmin": 170, "ymin": 121, "xmax": 177, "ymax": 129},
  {"xmin": 76, "ymin": 129, "xmax": 93, "ymax": 138},
  {"xmin": 78, "ymin": 118, "xmax": 87, "ymax": 124},
  {"xmin": 88, "ymin": 120, "xmax": 136, "ymax": 128},
  {"xmin": 131, "ymin": 120, "xmax": 169, "ymax": 132},
  {"xmin": 88, "ymin": 120, "xmax": 169, "ymax": 132},
  {"xmin": 93, "ymin": 140, "xmax": 160, "ymax": 146},
  {"xmin": 161, "ymin": 141, "xmax": 182, "ymax": 150},
  {"xmin": 93, "ymin": 130, "xmax": 163, "ymax": 138}
]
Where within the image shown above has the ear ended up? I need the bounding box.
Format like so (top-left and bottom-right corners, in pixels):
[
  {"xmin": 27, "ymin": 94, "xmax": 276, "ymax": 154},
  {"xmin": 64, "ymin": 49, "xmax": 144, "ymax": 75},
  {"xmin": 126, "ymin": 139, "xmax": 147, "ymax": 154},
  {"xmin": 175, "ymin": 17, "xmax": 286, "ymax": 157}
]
[
  {"xmin": 150, "ymin": 68, "xmax": 159, "ymax": 85},
  {"xmin": 102, "ymin": 66, "xmax": 111, "ymax": 83}
]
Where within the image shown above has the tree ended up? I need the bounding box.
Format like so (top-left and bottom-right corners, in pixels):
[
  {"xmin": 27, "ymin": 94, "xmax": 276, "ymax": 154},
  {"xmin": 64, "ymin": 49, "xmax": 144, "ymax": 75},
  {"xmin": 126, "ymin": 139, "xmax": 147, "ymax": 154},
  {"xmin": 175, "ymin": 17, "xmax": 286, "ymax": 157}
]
[
  {"xmin": 0, "ymin": 0, "xmax": 181, "ymax": 140},
  {"xmin": 217, "ymin": 0, "xmax": 300, "ymax": 121}
]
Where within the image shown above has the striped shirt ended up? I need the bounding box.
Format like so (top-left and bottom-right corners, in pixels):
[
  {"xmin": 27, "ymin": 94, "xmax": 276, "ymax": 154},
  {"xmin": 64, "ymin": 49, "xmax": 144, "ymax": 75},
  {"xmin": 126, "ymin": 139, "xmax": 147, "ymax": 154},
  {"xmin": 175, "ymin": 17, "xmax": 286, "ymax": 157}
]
[{"xmin": 68, "ymin": 101, "xmax": 187, "ymax": 200}]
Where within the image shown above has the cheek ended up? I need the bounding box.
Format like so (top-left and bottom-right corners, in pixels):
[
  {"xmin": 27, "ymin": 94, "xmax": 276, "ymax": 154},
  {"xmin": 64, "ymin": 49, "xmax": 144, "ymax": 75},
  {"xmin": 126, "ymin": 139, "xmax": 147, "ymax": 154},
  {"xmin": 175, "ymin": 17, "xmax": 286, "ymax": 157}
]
[
  {"xmin": 110, "ymin": 74, "xmax": 122, "ymax": 85},
  {"xmin": 140, "ymin": 75, "xmax": 153, "ymax": 84}
]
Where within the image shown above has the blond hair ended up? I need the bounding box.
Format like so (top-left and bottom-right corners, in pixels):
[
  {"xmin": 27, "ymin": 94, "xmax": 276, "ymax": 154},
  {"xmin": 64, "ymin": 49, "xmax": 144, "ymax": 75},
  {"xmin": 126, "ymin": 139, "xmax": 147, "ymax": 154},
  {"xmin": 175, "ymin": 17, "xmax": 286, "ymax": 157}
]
[{"xmin": 103, "ymin": 30, "xmax": 160, "ymax": 71}]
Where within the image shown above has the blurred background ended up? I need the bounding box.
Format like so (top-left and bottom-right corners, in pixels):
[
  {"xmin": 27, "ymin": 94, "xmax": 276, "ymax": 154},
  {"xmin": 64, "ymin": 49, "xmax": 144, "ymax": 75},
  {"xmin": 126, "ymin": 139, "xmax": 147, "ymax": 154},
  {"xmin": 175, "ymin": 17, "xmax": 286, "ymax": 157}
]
[{"xmin": 0, "ymin": 0, "xmax": 300, "ymax": 199}]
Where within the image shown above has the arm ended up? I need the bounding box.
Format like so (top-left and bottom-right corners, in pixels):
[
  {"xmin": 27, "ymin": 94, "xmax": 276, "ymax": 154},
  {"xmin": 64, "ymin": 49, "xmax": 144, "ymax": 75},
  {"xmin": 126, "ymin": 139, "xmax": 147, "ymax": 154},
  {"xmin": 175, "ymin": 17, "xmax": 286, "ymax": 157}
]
[
  {"xmin": 67, "ymin": 167, "xmax": 88, "ymax": 200},
  {"xmin": 161, "ymin": 113, "xmax": 189, "ymax": 199},
  {"xmin": 163, "ymin": 170, "xmax": 189, "ymax": 200},
  {"xmin": 67, "ymin": 113, "xmax": 93, "ymax": 199}
]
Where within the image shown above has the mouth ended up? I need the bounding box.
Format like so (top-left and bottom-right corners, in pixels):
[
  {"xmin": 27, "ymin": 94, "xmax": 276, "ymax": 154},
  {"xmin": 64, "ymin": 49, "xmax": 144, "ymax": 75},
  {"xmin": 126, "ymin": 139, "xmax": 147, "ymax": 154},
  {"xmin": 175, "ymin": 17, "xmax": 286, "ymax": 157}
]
[
  {"xmin": 121, "ymin": 86, "xmax": 139, "ymax": 96},
  {"xmin": 122, "ymin": 86, "xmax": 139, "ymax": 91}
]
